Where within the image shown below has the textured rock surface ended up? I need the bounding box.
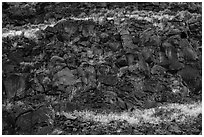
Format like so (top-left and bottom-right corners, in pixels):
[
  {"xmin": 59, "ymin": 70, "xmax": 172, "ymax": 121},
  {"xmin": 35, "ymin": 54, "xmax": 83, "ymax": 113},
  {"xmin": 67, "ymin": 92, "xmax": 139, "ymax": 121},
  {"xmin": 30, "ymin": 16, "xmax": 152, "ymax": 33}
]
[{"xmin": 2, "ymin": 2, "xmax": 202, "ymax": 135}]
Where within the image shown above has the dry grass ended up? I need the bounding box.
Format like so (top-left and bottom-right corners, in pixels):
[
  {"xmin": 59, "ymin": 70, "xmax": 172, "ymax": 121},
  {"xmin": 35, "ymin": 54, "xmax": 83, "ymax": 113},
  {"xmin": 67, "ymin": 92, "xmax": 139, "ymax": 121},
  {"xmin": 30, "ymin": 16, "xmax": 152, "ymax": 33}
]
[{"xmin": 61, "ymin": 101, "xmax": 202, "ymax": 125}]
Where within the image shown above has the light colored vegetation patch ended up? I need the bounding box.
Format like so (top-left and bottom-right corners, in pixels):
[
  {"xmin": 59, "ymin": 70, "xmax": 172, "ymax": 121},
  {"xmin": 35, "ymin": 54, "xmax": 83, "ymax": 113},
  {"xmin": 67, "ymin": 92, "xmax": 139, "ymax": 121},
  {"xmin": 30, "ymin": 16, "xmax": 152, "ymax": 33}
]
[
  {"xmin": 61, "ymin": 102, "xmax": 201, "ymax": 125},
  {"xmin": 161, "ymin": 102, "xmax": 201, "ymax": 114},
  {"xmin": 3, "ymin": 9, "xmax": 200, "ymax": 39},
  {"xmin": 74, "ymin": 110, "xmax": 141, "ymax": 124},
  {"xmin": 1, "ymin": 11, "xmax": 176, "ymax": 39},
  {"xmin": 2, "ymin": 27, "xmax": 43, "ymax": 40}
]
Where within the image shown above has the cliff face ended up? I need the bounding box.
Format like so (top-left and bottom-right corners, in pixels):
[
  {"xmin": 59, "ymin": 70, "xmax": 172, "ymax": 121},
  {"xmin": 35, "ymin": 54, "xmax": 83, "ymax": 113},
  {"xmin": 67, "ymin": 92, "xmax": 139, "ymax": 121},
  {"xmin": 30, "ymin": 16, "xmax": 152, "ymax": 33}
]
[{"xmin": 2, "ymin": 2, "xmax": 202, "ymax": 135}]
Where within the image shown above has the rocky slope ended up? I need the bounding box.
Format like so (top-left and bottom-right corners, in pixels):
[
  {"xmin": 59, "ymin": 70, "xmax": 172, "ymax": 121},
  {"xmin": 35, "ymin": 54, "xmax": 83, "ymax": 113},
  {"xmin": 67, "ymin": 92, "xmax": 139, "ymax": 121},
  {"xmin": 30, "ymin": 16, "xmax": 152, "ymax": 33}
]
[{"xmin": 2, "ymin": 2, "xmax": 202, "ymax": 135}]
